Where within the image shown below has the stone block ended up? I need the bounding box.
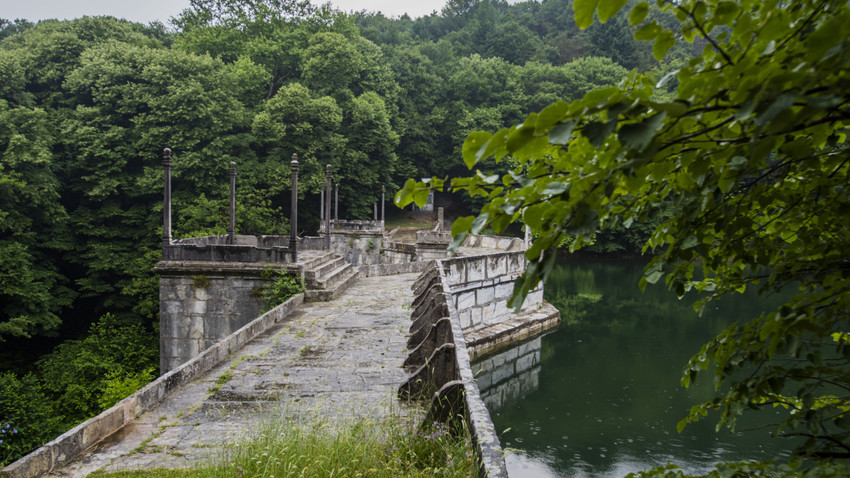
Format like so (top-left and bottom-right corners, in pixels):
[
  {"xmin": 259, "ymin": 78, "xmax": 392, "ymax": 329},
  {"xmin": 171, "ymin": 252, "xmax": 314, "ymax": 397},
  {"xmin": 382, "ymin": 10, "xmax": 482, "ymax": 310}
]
[
  {"xmin": 467, "ymin": 260, "xmax": 485, "ymax": 282},
  {"xmin": 172, "ymin": 314, "xmax": 203, "ymax": 339},
  {"xmin": 487, "ymin": 255, "xmax": 508, "ymax": 278},
  {"xmin": 459, "ymin": 309, "xmax": 472, "ymax": 329},
  {"xmin": 190, "ymin": 300, "xmax": 207, "ymax": 316},
  {"xmin": 476, "ymin": 286, "xmax": 496, "ymax": 306},
  {"xmin": 481, "ymin": 303, "xmax": 497, "ymax": 325},
  {"xmin": 525, "ymin": 289, "xmax": 544, "ymax": 308},
  {"xmin": 456, "ymin": 291, "xmax": 475, "ymax": 310},
  {"xmin": 492, "ymin": 300, "xmax": 510, "ymax": 321},
  {"xmin": 495, "ymin": 282, "xmax": 514, "ymax": 301},
  {"xmin": 446, "ymin": 261, "xmax": 466, "ymax": 285},
  {"xmin": 470, "ymin": 307, "xmax": 483, "ymax": 328}
]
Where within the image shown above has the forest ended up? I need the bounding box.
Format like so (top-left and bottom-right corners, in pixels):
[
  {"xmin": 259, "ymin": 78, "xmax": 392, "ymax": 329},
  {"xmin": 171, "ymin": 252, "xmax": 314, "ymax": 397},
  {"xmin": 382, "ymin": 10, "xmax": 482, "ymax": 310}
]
[{"xmin": 0, "ymin": 0, "xmax": 706, "ymax": 468}]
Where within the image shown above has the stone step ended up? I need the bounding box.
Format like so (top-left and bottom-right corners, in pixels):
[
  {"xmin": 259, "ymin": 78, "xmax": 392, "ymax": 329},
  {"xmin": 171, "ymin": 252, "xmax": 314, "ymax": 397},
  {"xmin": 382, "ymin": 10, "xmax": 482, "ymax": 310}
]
[
  {"xmin": 304, "ymin": 257, "xmax": 347, "ymax": 288},
  {"xmin": 315, "ymin": 262, "xmax": 354, "ymax": 290},
  {"xmin": 305, "ymin": 267, "xmax": 360, "ymax": 302},
  {"xmin": 300, "ymin": 252, "xmax": 336, "ymax": 271}
]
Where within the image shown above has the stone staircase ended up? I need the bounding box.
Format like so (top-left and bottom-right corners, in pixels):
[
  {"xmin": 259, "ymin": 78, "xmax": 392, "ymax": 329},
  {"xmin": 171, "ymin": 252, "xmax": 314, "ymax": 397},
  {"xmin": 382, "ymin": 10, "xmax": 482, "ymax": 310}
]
[{"xmin": 302, "ymin": 252, "xmax": 359, "ymax": 302}]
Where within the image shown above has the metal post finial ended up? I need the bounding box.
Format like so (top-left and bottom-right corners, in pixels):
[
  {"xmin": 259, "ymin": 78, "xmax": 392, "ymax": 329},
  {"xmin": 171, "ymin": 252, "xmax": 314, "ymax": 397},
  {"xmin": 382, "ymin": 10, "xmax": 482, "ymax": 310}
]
[
  {"xmin": 228, "ymin": 161, "xmax": 237, "ymax": 244},
  {"xmin": 162, "ymin": 148, "xmax": 173, "ymax": 246},
  {"xmin": 325, "ymin": 164, "xmax": 332, "ymax": 248},
  {"xmin": 290, "ymin": 153, "xmax": 299, "ymax": 255}
]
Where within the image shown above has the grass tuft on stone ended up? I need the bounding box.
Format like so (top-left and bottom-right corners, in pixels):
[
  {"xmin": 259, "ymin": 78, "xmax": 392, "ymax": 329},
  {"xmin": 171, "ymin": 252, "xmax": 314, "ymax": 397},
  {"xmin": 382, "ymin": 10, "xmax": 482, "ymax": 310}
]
[{"xmin": 91, "ymin": 411, "xmax": 476, "ymax": 477}]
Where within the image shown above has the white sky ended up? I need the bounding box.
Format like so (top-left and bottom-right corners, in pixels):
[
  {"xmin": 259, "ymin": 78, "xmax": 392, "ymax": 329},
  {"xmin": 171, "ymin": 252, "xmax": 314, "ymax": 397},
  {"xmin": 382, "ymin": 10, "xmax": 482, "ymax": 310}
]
[{"xmin": 1, "ymin": 0, "xmax": 449, "ymax": 24}]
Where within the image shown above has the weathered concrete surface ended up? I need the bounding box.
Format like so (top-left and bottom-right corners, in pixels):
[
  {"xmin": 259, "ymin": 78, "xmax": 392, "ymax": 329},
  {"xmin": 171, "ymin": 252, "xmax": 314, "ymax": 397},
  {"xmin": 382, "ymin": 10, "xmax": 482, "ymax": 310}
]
[{"xmin": 48, "ymin": 274, "xmax": 418, "ymax": 477}]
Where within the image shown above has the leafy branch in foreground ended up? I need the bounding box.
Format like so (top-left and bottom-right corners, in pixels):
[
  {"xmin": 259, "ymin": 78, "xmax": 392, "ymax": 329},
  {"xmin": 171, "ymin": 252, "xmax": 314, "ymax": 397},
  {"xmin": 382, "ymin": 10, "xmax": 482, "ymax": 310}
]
[{"xmin": 398, "ymin": 0, "xmax": 850, "ymax": 471}]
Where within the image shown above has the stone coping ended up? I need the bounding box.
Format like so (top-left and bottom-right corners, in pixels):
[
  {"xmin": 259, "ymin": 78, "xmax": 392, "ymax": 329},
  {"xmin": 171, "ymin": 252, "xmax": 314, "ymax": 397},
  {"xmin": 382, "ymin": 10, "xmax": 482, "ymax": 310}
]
[
  {"xmin": 465, "ymin": 301, "xmax": 561, "ymax": 362},
  {"xmin": 1, "ymin": 294, "xmax": 304, "ymax": 478}
]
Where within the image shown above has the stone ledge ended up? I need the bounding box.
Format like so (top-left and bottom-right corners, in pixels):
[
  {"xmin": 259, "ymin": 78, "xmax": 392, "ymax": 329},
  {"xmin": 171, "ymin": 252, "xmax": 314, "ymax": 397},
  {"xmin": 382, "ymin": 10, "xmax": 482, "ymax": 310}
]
[
  {"xmin": 1, "ymin": 294, "xmax": 305, "ymax": 478},
  {"xmin": 154, "ymin": 261, "xmax": 299, "ymax": 275},
  {"xmin": 464, "ymin": 301, "xmax": 560, "ymax": 362}
]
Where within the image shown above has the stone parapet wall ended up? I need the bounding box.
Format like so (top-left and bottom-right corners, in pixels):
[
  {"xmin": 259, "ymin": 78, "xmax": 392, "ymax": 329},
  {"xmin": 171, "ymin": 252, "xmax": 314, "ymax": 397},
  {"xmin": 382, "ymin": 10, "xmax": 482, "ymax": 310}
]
[
  {"xmin": 399, "ymin": 263, "xmax": 509, "ymax": 478},
  {"xmin": 462, "ymin": 234, "xmax": 525, "ymax": 251},
  {"xmin": 162, "ymin": 244, "xmax": 294, "ymax": 263},
  {"xmin": 156, "ymin": 261, "xmax": 295, "ymax": 373},
  {"xmin": 328, "ymin": 231, "xmax": 386, "ymax": 266},
  {"xmin": 2, "ymin": 294, "xmax": 303, "ymax": 478},
  {"xmin": 173, "ymin": 235, "xmax": 291, "ymax": 247},
  {"xmin": 440, "ymin": 252, "xmax": 544, "ymax": 334},
  {"xmin": 326, "ymin": 219, "xmax": 384, "ymax": 232}
]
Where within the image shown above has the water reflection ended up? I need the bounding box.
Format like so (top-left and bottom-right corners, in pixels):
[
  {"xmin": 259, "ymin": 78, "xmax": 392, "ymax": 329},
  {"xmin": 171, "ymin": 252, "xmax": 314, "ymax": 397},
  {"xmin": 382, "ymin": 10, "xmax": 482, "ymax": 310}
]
[{"xmin": 473, "ymin": 256, "xmax": 795, "ymax": 477}]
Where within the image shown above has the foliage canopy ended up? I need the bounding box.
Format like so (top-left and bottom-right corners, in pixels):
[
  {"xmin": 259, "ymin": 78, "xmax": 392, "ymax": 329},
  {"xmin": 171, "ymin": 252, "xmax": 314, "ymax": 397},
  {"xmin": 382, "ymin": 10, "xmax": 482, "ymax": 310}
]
[{"xmin": 398, "ymin": 0, "xmax": 850, "ymax": 472}]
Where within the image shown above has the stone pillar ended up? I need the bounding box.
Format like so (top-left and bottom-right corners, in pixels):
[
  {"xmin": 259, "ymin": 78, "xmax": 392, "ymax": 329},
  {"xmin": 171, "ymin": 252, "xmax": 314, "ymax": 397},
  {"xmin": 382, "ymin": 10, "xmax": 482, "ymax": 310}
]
[
  {"xmin": 524, "ymin": 224, "xmax": 531, "ymax": 250},
  {"xmin": 290, "ymin": 154, "xmax": 299, "ymax": 254},
  {"xmin": 162, "ymin": 148, "xmax": 172, "ymax": 246},
  {"xmin": 437, "ymin": 207, "xmax": 444, "ymax": 232},
  {"xmin": 334, "ymin": 183, "xmax": 339, "ymax": 223},
  {"xmin": 228, "ymin": 161, "xmax": 236, "ymax": 245},
  {"xmin": 381, "ymin": 186, "xmax": 385, "ymax": 224},
  {"xmin": 320, "ymin": 182, "xmax": 325, "ymax": 225},
  {"xmin": 325, "ymin": 164, "xmax": 332, "ymax": 249},
  {"xmin": 374, "ymin": 202, "xmax": 377, "ymax": 221}
]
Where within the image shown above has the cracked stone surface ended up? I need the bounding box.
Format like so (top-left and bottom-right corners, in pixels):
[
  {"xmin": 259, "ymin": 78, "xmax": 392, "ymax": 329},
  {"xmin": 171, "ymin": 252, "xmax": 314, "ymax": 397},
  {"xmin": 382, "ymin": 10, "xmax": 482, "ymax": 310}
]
[{"xmin": 49, "ymin": 273, "xmax": 419, "ymax": 477}]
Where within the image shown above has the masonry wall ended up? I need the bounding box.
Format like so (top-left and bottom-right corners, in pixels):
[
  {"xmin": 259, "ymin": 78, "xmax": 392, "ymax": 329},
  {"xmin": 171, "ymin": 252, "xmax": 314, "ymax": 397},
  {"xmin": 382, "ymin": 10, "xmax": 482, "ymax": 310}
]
[
  {"xmin": 473, "ymin": 336, "xmax": 541, "ymax": 411},
  {"xmin": 159, "ymin": 272, "xmax": 267, "ymax": 373},
  {"xmin": 441, "ymin": 253, "xmax": 544, "ymax": 334}
]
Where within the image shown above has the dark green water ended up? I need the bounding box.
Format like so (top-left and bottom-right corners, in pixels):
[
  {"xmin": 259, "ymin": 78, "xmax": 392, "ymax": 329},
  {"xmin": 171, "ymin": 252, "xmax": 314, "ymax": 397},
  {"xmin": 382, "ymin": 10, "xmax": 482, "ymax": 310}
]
[{"xmin": 473, "ymin": 257, "xmax": 796, "ymax": 477}]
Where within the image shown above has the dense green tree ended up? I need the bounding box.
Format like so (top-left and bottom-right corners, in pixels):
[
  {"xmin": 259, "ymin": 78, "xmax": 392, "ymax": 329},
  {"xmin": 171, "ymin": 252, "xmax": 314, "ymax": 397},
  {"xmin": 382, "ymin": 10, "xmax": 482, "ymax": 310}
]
[
  {"xmin": 252, "ymin": 81, "xmax": 345, "ymax": 192},
  {"xmin": 61, "ymin": 41, "xmax": 264, "ymax": 318},
  {"xmin": 0, "ymin": 103, "xmax": 72, "ymax": 340},
  {"xmin": 36, "ymin": 313, "xmax": 157, "ymax": 423},
  {"xmin": 399, "ymin": 0, "xmax": 850, "ymax": 474},
  {"xmin": 0, "ymin": 372, "xmax": 63, "ymax": 466}
]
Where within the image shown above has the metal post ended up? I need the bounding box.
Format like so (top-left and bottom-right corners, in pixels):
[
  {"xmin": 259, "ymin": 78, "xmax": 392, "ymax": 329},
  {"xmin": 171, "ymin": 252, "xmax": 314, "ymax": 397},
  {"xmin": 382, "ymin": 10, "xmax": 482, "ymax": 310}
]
[
  {"xmin": 162, "ymin": 148, "xmax": 172, "ymax": 246},
  {"xmin": 290, "ymin": 154, "xmax": 299, "ymax": 255},
  {"xmin": 228, "ymin": 161, "xmax": 236, "ymax": 245},
  {"xmin": 381, "ymin": 186, "xmax": 385, "ymax": 224},
  {"xmin": 334, "ymin": 183, "xmax": 339, "ymax": 223},
  {"xmin": 325, "ymin": 165, "xmax": 333, "ymax": 249}
]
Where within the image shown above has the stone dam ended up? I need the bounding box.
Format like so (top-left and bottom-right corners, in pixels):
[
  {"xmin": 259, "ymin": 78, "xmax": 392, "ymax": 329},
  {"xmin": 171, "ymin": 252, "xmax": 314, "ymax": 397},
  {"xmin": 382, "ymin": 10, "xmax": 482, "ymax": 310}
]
[{"xmin": 3, "ymin": 219, "xmax": 560, "ymax": 478}]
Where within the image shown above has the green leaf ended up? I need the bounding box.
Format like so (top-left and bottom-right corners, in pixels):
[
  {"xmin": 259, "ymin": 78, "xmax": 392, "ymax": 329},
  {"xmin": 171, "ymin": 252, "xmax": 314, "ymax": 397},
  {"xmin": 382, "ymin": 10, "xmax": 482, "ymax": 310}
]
[
  {"xmin": 549, "ymin": 120, "xmax": 576, "ymax": 145},
  {"xmin": 712, "ymin": 2, "xmax": 739, "ymax": 25},
  {"xmin": 597, "ymin": 0, "xmax": 626, "ymax": 23},
  {"xmin": 451, "ymin": 216, "xmax": 474, "ymax": 237},
  {"xmin": 471, "ymin": 213, "xmax": 489, "ymax": 234},
  {"xmin": 542, "ymin": 182, "xmax": 568, "ymax": 195},
  {"xmin": 653, "ymin": 30, "xmax": 675, "ymax": 61},
  {"xmin": 506, "ymin": 124, "xmax": 535, "ymax": 153},
  {"xmin": 629, "ymin": 2, "xmax": 649, "ymax": 25},
  {"xmin": 634, "ymin": 22, "xmax": 661, "ymax": 41},
  {"xmin": 535, "ymin": 102, "xmax": 569, "ymax": 134},
  {"xmin": 583, "ymin": 120, "xmax": 616, "ymax": 147},
  {"xmin": 617, "ymin": 112, "xmax": 667, "ymax": 151},
  {"xmin": 462, "ymin": 132, "xmax": 492, "ymax": 169},
  {"xmin": 573, "ymin": 0, "xmax": 599, "ymax": 29}
]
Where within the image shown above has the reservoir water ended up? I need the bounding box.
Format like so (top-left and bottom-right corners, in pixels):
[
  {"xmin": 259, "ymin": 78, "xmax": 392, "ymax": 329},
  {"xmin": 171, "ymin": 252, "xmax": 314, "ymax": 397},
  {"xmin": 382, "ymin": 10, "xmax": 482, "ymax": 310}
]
[{"xmin": 472, "ymin": 256, "xmax": 795, "ymax": 477}]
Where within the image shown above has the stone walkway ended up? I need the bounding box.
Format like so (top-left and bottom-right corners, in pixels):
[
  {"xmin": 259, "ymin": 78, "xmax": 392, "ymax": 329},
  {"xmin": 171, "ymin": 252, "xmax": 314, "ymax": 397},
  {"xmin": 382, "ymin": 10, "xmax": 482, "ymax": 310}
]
[{"xmin": 51, "ymin": 273, "xmax": 418, "ymax": 476}]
